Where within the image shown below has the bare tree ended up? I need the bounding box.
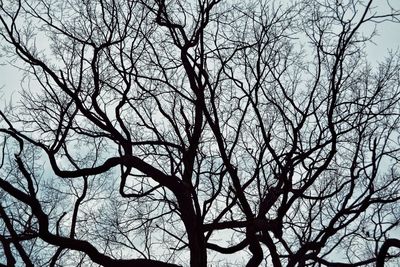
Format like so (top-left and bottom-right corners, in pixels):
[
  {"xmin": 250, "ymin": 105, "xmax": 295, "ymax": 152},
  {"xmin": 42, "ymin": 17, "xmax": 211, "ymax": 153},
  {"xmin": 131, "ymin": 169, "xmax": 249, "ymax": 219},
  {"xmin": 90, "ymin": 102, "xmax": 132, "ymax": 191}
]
[{"xmin": 1, "ymin": 0, "xmax": 400, "ymax": 266}]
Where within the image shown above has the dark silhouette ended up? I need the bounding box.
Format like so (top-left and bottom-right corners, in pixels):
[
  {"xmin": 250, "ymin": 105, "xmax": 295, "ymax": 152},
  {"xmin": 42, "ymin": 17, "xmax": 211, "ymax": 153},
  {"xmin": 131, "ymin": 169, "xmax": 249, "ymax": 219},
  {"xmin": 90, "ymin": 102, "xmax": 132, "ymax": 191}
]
[{"xmin": 1, "ymin": 0, "xmax": 400, "ymax": 266}]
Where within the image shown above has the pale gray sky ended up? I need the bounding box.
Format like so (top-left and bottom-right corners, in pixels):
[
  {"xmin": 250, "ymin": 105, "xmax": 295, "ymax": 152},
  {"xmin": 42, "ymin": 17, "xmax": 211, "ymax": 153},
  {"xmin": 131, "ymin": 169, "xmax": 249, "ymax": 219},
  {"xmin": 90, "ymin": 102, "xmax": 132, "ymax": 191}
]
[
  {"xmin": 1, "ymin": 0, "xmax": 399, "ymax": 105},
  {"xmin": 0, "ymin": 1, "xmax": 400, "ymax": 266}
]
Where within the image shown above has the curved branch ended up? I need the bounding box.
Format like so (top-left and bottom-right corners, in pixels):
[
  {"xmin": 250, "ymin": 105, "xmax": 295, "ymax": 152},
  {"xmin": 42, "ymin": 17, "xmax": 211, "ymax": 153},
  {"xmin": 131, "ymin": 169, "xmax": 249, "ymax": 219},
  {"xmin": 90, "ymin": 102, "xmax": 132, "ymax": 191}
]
[{"xmin": 377, "ymin": 239, "xmax": 400, "ymax": 267}]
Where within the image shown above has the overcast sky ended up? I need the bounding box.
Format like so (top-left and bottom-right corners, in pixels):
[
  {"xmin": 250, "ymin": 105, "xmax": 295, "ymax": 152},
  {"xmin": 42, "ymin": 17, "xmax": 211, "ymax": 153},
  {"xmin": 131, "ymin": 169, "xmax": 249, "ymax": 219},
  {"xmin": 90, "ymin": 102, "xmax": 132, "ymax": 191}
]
[{"xmin": 0, "ymin": 0, "xmax": 399, "ymax": 107}]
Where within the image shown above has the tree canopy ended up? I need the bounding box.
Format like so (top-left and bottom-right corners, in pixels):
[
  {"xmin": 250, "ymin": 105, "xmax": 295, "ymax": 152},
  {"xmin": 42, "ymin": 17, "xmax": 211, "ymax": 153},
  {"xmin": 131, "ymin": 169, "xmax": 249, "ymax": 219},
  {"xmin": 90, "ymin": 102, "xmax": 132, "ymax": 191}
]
[{"xmin": 1, "ymin": 0, "xmax": 400, "ymax": 266}]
